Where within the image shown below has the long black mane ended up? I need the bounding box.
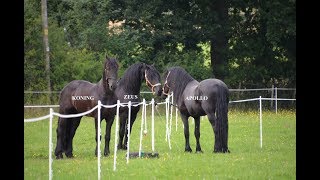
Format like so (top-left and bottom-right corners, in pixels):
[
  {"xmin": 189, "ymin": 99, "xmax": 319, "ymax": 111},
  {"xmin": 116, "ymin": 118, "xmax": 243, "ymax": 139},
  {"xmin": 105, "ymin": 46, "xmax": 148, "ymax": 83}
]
[
  {"xmin": 164, "ymin": 66, "xmax": 194, "ymax": 103},
  {"xmin": 117, "ymin": 62, "xmax": 144, "ymax": 93}
]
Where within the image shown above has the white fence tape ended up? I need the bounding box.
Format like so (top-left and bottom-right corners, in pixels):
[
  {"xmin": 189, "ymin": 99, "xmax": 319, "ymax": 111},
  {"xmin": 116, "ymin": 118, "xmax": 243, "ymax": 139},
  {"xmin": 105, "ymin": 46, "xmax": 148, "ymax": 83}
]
[{"xmin": 25, "ymin": 95, "xmax": 296, "ymax": 179}]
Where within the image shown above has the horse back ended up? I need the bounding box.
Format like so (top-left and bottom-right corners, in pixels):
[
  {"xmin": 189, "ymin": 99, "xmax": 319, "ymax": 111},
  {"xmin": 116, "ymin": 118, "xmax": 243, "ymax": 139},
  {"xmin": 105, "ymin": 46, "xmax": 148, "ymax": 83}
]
[
  {"xmin": 199, "ymin": 78, "xmax": 228, "ymax": 93},
  {"xmin": 197, "ymin": 79, "xmax": 229, "ymax": 111},
  {"xmin": 59, "ymin": 80, "xmax": 101, "ymax": 115}
]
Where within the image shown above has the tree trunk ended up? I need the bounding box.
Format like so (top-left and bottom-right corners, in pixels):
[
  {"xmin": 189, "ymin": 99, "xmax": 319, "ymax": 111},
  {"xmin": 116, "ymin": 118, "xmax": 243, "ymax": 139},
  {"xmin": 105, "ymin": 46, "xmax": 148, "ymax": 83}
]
[
  {"xmin": 210, "ymin": 0, "xmax": 229, "ymax": 81},
  {"xmin": 41, "ymin": 0, "xmax": 52, "ymax": 103}
]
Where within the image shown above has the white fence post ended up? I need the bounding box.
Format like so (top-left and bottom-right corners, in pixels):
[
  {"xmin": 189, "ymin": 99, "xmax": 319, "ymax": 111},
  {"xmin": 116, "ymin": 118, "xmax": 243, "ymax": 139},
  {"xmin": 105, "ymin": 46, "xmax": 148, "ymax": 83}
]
[
  {"xmin": 126, "ymin": 101, "xmax": 131, "ymax": 164},
  {"xmin": 170, "ymin": 93, "xmax": 173, "ymax": 137},
  {"xmin": 175, "ymin": 106, "xmax": 178, "ymax": 131},
  {"xmin": 139, "ymin": 99, "xmax": 145, "ymax": 157},
  {"xmin": 259, "ymin": 96, "xmax": 263, "ymax": 148},
  {"xmin": 271, "ymin": 85, "xmax": 274, "ymax": 108},
  {"xmin": 275, "ymin": 87, "xmax": 278, "ymax": 114},
  {"xmin": 49, "ymin": 108, "xmax": 53, "ymax": 180},
  {"xmin": 97, "ymin": 101, "xmax": 101, "ymax": 180},
  {"xmin": 113, "ymin": 100, "xmax": 120, "ymax": 171},
  {"xmin": 151, "ymin": 98, "xmax": 155, "ymax": 152}
]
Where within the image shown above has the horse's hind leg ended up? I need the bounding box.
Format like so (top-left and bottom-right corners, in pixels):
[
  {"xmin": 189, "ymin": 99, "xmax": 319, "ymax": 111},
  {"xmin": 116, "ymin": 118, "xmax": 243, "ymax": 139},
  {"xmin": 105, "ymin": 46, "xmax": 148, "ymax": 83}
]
[
  {"xmin": 117, "ymin": 113, "xmax": 127, "ymax": 150},
  {"xmin": 65, "ymin": 117, "xmax": 82, "ymax": 158},
  {"xmin": 194, "ymin": 117, "xmax": 203, "ymax": 153},
  {"xmin": 207, "ymin": 112, "xmax": 224, "ymax": 153},
  {"xmin": 54, "ymin": 117, "xmax": 67, "ymax": 159},
  {"xmin": 181, "ymin": 113, "xmax": 192, "ymax": 152}
]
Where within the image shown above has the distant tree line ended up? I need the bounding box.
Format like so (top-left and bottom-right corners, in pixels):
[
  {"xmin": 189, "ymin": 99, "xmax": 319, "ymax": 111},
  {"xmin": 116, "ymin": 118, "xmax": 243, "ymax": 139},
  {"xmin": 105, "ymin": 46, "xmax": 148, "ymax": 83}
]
[{"xmin": 24, "ymin": 0, "xmax": 296, "ymax": 92}]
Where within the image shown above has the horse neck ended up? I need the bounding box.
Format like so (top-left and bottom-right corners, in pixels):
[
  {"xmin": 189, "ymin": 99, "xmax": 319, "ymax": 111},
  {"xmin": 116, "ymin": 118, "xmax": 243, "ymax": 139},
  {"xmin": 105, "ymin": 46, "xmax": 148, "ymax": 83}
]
[
  {"xmin": 119, "ymin": 65, "xmax": 144, "ymax": 94},
  {"xmin": 171, "ymin": 77, "xmax": 196, "ymax": 105},
  {"xmin": 97, "ymin": 78, "xmax": 112, "ymax": 96}
]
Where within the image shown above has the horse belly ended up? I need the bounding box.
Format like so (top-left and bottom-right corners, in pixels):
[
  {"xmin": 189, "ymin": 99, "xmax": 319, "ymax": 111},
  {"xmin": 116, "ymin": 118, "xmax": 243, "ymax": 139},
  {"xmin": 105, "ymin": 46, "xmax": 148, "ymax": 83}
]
[{"xmin": 73, "ymin": 100, "xmax": 96, "ymax": 117}]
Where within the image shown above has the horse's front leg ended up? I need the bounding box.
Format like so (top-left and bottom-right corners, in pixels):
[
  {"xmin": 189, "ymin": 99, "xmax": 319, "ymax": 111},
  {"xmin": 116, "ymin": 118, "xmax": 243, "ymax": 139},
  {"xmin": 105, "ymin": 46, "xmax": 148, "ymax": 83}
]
[
  {"xmin": 54, "ymin": 117, "xmax": 66, "ymax": 159},
  {"xmin": 104, "ymin": 116, "xmax": 115, "ymax": 156},
  {"xmin": 65, "ymin": 117, "xmax": 82, "ymax": 158},
  {"xmin": 180, "ymin": 113, "xmax": 192, "ymax": 152},
  {"xmin": 94, "ymin": 118, "xmax": 102, "ymax": 157}
]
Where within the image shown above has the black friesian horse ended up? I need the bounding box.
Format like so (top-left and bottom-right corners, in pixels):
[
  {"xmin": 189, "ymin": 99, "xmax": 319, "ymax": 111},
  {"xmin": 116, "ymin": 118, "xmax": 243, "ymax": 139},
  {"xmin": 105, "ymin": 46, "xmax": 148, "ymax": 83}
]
[
  {"xmin": 115, "ymin": 63, "xmax": 162, "ymax": 150},
  {"xmin": 54, "ymin": 56, "xmax": 119, "ymax": 159},
  {"xmin": 162, "ymin": 66, "xmax": 230, "ymax": 153},
  {"xmin": 65, "ymin": 62, "xmax": 162, "ymax": 157}
]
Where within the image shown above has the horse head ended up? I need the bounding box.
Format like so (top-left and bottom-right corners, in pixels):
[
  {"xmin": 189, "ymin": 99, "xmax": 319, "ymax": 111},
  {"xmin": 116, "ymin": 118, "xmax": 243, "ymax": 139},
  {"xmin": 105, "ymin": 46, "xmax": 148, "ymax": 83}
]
[
  {"xmin": 143, "ymin": 63, "xmax": 162, "ymax": 96},
  {"xmin": 161, "ymin": 70, "xmax": 171, "ymax": 99},
  {"xmin": 103, "ymin": 55, "xmax": 119, "ymax": 91}
]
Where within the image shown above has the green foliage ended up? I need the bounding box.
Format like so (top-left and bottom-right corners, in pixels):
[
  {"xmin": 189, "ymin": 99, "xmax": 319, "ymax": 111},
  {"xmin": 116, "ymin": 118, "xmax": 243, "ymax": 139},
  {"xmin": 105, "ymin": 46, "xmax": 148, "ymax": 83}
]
[
  {"xmin": 51, "ymin": 48, "xmax": 104, "ymax": 91},
  {"xmin": 24, "ymin": 0, "xmax": 296, "ymax": 94},
  {"xmin": 228, "ymin": 0, "xmax": 296, "ymax": 88},
  {"xmin": 24, "ymin": 0, "xmax": 47, "ymax": 91}
]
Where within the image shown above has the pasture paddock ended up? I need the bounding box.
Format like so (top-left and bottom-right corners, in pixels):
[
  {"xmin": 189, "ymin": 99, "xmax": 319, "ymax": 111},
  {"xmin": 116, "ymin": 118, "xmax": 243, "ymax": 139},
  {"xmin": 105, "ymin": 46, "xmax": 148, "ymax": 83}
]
[{"xmin": 24, "ymin": 106, "xmax": 296, "ymax": 179}]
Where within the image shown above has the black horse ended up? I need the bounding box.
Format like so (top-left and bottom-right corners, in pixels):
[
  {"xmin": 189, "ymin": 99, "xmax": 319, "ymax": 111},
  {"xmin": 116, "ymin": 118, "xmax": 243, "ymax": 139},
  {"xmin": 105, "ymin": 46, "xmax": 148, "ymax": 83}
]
[
  {"xmin": 115, "ymin": 63, "xmax": 162, "ymax": 150},
  {"xmin": 162, "ymin": 66, "xmax": 230, "ymax": 153},
  {"xmin": 65, "ymin": 62, "xmax": 162, "ymax": 157},
  {"xmin": 54, "ymin": 56, "xmax": 119, "ymax": 159}
]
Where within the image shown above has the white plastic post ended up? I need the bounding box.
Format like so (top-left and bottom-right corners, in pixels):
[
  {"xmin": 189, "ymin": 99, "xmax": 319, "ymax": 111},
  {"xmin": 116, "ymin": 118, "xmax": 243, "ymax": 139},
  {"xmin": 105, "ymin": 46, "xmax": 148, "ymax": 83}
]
[
  {"xmin": 271, "ymin": 85, "xmax": 274, "ymax": 108},
  {"xmin": 138, "ymin": 99, "xmax": 145, "ymax": 157},
  {"xmin": 49, "ymin": 108, "xmax": 53, "ymax": 180},
  {"xmin": 275, "ymin": 87, "xmax": 278, "ymax": 114},
  {"xmin": 175, "ymin": 106, "xmax": 178, "ymax": 131},
  {"xmin": 170, "ymin": 93, "xmax": 173, "ymax": 136},
  {"xmin": 259, "ymin": 96, "xmax": 263, "ymax": 148},
  {"xmin": 113, "ymin": 100, "xmax": 120, "ymax": 171},
  {"xmin": 166, "ymin": 98, "xmax": 171, "ymax": 149},
  {"xmin": 144, "ymin": 99, "xmax": 147, "ymax": 133},
  {"xmin": 151, "ymin": 98, "xmax": 155, "ymax": 152},
  {"xmin": 97, "ymin": 101, "xmax": 101, "ymax": 180},
  {"xmin": 126, "ymin": 101, "xmax": 131, "ymax": 164},
  {"xmin": 165, "ymin": 98, "xmax": 168, "ymax": 142}
]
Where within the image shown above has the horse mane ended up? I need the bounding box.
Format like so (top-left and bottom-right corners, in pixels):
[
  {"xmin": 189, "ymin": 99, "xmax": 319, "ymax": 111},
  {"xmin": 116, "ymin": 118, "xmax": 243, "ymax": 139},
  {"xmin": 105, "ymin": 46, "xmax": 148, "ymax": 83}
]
[
  {"xmin": 164, "ymin": 66, "xmax": 194, "ymax": 103},
  {"xmin": 118, "ymin": 62, "xmax": 144, "ymax": 93}
]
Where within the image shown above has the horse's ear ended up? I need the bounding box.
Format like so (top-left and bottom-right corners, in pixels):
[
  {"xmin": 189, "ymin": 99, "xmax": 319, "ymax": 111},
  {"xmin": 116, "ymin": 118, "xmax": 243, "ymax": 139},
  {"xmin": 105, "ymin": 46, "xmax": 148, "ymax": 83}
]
[
  {"xmin": 105, "ymin": 54, "xmax": 109, "ymax": 60},
  {"xmin": 142, "ymin": 62, "xmax": 147, "ymax": 69},
  {"xmin": 151, "ymin": 63, "xmax": 155, "ymax": 67}
]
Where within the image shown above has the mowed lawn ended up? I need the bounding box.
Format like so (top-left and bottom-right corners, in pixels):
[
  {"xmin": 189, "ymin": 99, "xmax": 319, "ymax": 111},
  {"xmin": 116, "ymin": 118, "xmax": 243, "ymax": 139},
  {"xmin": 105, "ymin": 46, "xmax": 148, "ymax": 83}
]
[{"xmin": 24, "ymin": 107, "xmax": 296, "ymax": 179}]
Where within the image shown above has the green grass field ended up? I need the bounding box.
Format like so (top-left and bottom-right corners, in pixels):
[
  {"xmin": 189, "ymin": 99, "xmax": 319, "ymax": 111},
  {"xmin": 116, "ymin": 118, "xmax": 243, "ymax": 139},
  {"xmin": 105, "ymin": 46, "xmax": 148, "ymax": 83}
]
[{"xmin": 24, "ymin": 107, "xmax": 296, "ymax": 179}]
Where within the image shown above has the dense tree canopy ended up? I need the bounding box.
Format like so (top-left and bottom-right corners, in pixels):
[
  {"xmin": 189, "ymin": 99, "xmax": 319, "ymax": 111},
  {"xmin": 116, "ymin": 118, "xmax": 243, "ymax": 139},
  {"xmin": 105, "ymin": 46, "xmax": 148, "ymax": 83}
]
[{"xmin": 24, "ymin": 0, "xmax": 296, "ymax": 92}]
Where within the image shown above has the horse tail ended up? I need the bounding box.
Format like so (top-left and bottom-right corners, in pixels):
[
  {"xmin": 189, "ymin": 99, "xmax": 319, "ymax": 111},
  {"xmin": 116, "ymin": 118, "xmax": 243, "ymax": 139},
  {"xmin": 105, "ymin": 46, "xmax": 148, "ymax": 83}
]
[{"xmin": 214, "ymin": 84, "xmax": 230, "ymax": 153}]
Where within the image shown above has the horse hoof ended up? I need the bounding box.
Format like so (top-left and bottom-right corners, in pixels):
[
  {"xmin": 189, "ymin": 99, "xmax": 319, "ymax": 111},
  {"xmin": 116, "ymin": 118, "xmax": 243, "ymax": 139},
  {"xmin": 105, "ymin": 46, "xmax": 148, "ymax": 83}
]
[
  {"xmin": 196, "ymin": 150, "xmax": 203, "ymax": 153},
  {"xmin": 185, "ymin": 148, "xmax": 192, "ymax": 153},
  {"xmin": 104, "ymin": 151, "xmax": 110, "ymax": 156},
  {"xmin": 66, "ymin": 154, "xmax": 74, "ymax": 158},
  {"xmin": 117, "ymin": 144, "xmax": 122, "ymax": 150},
  {"xmin": 213, "ymin": 149, "xmax": 230, "ymax": 153},
  {"xmin": 56, "ymin": 154, "xmax": 63, "ymax": 159}
]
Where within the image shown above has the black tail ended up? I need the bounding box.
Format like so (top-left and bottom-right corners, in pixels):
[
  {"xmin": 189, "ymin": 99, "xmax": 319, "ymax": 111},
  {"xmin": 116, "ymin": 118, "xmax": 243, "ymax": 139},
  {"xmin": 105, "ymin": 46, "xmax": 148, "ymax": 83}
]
[{"xmin": 214, "ymin": 85, "xmax": 230, "ymax": 153}]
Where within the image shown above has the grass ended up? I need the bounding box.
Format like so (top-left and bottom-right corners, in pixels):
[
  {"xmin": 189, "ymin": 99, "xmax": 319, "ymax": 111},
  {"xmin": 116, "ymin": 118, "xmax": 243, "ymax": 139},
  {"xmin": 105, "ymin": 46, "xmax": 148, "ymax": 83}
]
[{"xmin": 24, "ymin": 107, "xmax": 296, "ymax": 179}]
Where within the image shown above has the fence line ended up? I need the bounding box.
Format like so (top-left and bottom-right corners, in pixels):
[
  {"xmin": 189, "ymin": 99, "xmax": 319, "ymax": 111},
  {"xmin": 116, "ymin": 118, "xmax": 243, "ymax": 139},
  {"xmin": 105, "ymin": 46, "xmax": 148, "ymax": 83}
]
[{"xmin": 24, "ymin": 95, "xmax": 295, "ymax": 180}]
